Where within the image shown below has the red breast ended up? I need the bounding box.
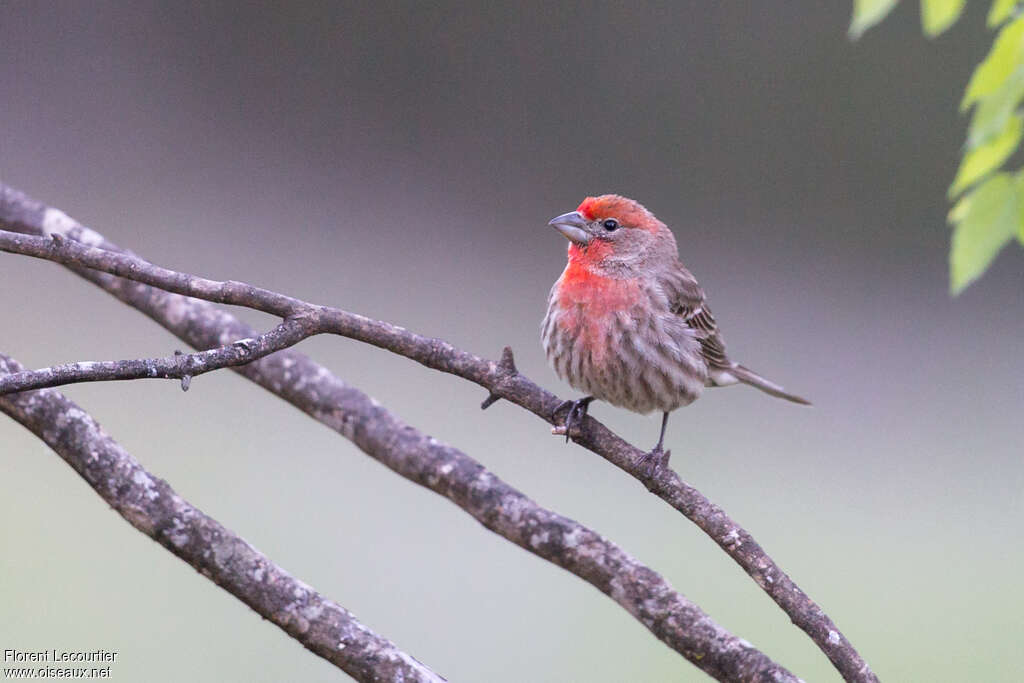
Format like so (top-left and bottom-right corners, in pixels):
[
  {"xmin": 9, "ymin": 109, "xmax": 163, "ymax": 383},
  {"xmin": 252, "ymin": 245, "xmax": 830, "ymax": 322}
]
[{"xmin": 553, "ymin": 260, "xmax": 643, "ymax": 364}]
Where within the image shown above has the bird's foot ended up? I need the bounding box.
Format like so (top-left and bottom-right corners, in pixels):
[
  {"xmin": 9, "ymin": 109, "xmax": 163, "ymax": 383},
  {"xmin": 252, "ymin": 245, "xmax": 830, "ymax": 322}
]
[
  {"xmin": 550, "ymin": 396, "xmax": 594, "ymax": 442},
  {"xmin": 638, "ymin": 446, "xmax": 671, "ymax": 481}
]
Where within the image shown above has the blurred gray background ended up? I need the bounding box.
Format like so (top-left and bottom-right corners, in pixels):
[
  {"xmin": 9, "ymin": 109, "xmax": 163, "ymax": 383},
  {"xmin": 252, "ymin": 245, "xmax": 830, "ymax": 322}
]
[{"xmin": 2, "ymin": 2, "xmax": 1022, "ymax": 681}]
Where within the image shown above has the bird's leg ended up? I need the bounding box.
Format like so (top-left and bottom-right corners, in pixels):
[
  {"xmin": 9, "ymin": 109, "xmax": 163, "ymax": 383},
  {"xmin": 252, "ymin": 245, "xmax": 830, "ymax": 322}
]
[
  {"xmin": 639, "ymin": 412, "xmax": 672, "ymax": 478},
  {"xmin": 551, "ymin": 396, "xmax": 595, "ymax": 442}
]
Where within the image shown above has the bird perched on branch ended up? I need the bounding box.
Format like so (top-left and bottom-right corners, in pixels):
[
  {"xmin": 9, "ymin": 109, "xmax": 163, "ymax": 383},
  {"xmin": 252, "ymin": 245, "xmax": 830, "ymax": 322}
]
[{"xmin": 541, "ymin": 195, "xmax": 809, "ymax": 475}]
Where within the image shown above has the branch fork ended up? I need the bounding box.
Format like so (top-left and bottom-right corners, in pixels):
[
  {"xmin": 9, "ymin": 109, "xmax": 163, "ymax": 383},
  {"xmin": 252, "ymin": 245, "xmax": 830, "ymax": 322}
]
[{"xmin": 479, "ymin": 345, "xmax": 518, "ymax": 409}]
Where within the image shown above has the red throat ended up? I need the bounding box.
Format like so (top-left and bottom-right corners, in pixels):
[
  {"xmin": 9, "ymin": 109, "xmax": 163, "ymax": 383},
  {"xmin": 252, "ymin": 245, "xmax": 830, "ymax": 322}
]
[{"xmin": 567, "ymin": 240, "xmax": 613, "ymax": 265}]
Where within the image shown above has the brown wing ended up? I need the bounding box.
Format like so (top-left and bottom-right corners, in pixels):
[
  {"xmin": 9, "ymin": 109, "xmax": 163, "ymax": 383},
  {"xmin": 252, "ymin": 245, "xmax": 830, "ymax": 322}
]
[{"xmin": 663, "ymin": 264, "xmax": 732, "ymax": 371}]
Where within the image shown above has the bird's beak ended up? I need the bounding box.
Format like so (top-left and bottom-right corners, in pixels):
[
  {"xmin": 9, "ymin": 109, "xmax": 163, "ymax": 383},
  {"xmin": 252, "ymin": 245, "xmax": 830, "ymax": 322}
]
[{"xmin": 548, "ymin": 211, "xmax": 591, "ymax": 245}]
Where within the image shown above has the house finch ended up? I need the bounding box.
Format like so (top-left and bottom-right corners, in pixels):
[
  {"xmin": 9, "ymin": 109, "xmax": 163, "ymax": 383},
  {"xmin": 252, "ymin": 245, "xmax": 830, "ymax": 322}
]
[{"xmin": 541, "ymin": 194, "xmax": 809, "ymax": 474}]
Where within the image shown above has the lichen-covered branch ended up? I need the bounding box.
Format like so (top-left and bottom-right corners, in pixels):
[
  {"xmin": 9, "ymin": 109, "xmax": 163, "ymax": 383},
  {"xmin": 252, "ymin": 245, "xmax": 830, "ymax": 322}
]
[
  {"xmin": 0, "ymin": 353, "xmax": 445, "ymax": 683},
  {"xmin": 0, "ymin": 183, "xmax": 866, "ymax": 681}
]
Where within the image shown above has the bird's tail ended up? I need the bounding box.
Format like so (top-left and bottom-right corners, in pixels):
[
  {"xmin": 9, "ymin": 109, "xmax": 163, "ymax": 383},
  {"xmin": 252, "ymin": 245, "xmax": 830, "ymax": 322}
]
[{"xmin": 731, "ymin": 364, "xmax": 811, "ymax": 405}]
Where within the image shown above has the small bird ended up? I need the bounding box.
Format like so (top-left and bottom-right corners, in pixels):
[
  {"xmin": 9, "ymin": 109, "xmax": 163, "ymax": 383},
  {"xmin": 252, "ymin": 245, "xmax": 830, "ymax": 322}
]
[{"xmin": 541, "ymin": 195, "xmax": 809, "ymax": 474}]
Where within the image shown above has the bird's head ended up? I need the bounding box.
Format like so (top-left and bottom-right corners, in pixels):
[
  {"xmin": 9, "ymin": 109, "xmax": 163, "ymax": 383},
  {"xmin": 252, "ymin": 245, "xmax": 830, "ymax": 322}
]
[{"xmin": 548, "ymin": 195, "xmax": 677, "ymax": 274}]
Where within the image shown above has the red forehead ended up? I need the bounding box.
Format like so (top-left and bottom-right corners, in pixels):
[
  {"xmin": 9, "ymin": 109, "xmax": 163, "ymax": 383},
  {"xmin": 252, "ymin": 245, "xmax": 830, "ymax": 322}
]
[{"xmin": 576, "ymin": 195, "xmax": 657, "ymax": 230}]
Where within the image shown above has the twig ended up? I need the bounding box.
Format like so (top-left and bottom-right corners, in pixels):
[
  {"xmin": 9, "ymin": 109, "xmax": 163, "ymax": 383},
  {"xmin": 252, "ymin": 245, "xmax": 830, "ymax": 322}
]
[
  {"xmin": 0, "ymin": 319, "xmax": 309, "ymax": 394},
  {"xmin": 0, "ymin": 353, "xmax": 445, "ymax": 683},
  {"xmin": 0, "ymin": 186, "xmax": 800, "ymax": 682},
  {"xmin": 480, "ymin": 346, "xmax": 517, "ymax": 409}
]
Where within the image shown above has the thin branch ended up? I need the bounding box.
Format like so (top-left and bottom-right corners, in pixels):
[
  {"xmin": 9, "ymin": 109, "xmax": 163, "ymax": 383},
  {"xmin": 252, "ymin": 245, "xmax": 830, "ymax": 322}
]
[
  {"xmin": 0, "ymin": 188, "xmax": 800, "ymax": 682},
  {"xmin": 0, "ymin": 353, "xmax": 445, "ymax": 683},
  {"xmin": 0, "ymin": 318, "xmax": 311, "ymax": 394}
]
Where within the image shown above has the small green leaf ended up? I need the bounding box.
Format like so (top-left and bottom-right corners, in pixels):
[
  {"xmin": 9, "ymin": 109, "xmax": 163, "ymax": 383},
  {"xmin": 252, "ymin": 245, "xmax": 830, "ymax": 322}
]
[
  {"xmin": 988, "ymin": 0, "xmax": 1018, "ymax": 27},
  {"xmin": 850, "ymin": 0, "xmax": 901, "ymax": 39},
  {"xmin": 950, "ymin": 114, "xmax": 1023, "ymax": 197},
  {"xmin": 961, "ymin": 17, "xmax": 1024, "ymax": 111},
  {"xmin": 948, "ymin": 173, "xmax": 1021, "ymax": 293},
  {"xmin": 966, "ymin": 68, "xmax": 1024, "ymax": 149},
  {"xmin": 922, "ymin": 0, "xmax": 966, "ymax": 37}
]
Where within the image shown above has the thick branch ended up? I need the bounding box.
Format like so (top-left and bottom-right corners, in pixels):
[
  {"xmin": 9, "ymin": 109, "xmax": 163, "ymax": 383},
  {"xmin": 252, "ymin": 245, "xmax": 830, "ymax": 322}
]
[
  {"xmin": 0, "ymin": 353, "xmax": 444, "ymax": 683},
  {"xmin": 0, "ymin": 187, "xmax": 800, "ymax": 681}
]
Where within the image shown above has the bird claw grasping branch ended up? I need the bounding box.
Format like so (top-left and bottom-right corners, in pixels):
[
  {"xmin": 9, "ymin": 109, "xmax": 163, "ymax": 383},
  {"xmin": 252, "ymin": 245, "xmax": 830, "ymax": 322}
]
[
  {"xmin": 552, "ymin": 395, "xmax": 670, "ymax": 480},
  {"xmin": 549, "ymin": 395, "xmax": 594, "ymax": 443}
]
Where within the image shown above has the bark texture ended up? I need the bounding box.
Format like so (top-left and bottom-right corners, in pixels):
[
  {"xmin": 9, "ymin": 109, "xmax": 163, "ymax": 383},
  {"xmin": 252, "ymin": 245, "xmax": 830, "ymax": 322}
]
[{"xmin": 0, "ymin": 354, "xmax": 445, "ymax": 683}]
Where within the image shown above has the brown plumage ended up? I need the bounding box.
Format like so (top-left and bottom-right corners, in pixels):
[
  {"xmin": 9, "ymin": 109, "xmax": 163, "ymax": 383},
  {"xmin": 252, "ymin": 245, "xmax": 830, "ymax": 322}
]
[{"xmin": 541, "ymin": 195, "xmax": 809, "ymax": 472}]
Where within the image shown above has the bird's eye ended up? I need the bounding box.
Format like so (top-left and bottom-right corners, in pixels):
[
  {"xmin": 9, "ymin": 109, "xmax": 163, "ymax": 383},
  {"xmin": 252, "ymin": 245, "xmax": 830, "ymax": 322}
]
[{"xmin": 602, "ymin": 218, "xmax": 619, "ymax": 232}]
